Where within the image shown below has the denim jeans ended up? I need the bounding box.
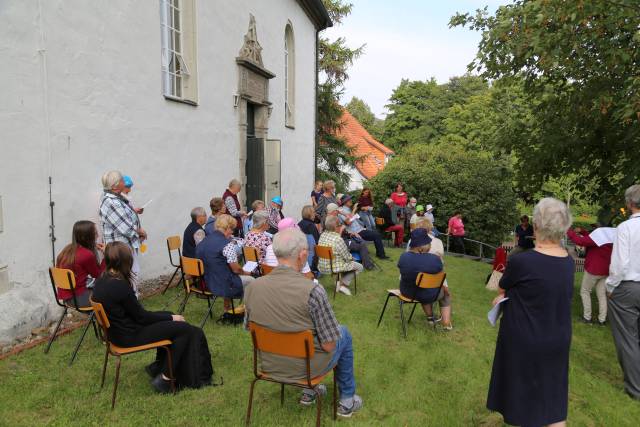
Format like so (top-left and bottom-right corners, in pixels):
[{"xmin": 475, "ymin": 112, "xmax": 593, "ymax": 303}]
[
  {"xmin": 323, "ymin": 325, "xmax": 356, "ymax": 399},
  {"xmin": 359, "ymin": 210, "xmax": 375, "ymax": 230}
]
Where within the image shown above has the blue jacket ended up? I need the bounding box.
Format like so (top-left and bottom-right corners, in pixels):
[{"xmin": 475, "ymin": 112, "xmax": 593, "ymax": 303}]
[
  {"xmin": 204, "ymin": 216, "xmax": 216, "ymax": 236},
  {"xmin": 195, "ymin": 230, "xmax": 242, "ymax": 298}
]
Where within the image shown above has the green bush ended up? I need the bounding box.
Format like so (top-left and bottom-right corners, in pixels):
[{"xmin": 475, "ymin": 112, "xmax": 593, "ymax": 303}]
[{"xmin": 368, "ymin": 143, "xmax": 518, "ymax": 247}]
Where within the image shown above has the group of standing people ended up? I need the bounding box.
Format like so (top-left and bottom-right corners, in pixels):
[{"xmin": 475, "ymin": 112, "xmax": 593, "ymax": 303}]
[{"xmin": 487, "ymin": 184, "xmax": 640, "ymax": 427}]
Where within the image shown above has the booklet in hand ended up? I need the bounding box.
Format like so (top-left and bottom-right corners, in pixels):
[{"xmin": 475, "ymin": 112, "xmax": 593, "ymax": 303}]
[{"xmin": 488, "ymin": 297, "xmax": 509, "ymax": 327}]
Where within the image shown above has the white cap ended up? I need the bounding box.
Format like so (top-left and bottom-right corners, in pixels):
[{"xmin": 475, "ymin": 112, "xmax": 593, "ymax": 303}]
[
  {"xmin": 426, "ymin": 204, "xmax": 434, "ymax": 211},
  {"xmin": 326, "ymin": 203, "xmax": 339, "ymax": 213}
]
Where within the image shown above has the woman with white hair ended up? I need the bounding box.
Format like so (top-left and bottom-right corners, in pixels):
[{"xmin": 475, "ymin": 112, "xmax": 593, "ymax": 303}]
[
  {"xmin": 487, "ymin": 198, "xmax": 574, "ymax": 427},
  {"xmin": 244, "ymin": 210, "xmax": 272, "ymax": 264},
  {"xmin": 99, "ymin": 170, "xmax": 146, "ymax": 296}
]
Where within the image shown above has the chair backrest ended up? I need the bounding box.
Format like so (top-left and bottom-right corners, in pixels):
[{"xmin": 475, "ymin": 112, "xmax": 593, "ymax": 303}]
[
  {"xmin": 243, "ymin": 246, "xmax": 260, "ymax": 263},
  {"xmin": 375, "ymin": 217, "xmax": 385, "ymax": 226},
  {"xmin": 248, "ymin": 322, "xmax": 314, "ymax": 359},
  {"xmin": 260, "ymin": 264, "xmax": 275, "ymax": 275},
  {"xmin": 167, "ymin": 235, "xmax": 182, "ymax": 267},
  {"xmin": 314, "ymin": 245, "xmax": 333, "ymax": 262},
  {"xmin": 181, "ymin": 256, "xmax": 204, "ymax": 277},
  {"xmin": 416, "ymin": 271, "xmax": 446, "ymax": 289},
  {"xmin": 167, "ymin": 235, "xmax": 181, "ymax": 251},
  {"xmin": 50, "ymin": 267, "xmax": 77, "ymax": 291},
  {"xmin": 90, "ymin": 299, "xmax": 111, "ymax": 344}
]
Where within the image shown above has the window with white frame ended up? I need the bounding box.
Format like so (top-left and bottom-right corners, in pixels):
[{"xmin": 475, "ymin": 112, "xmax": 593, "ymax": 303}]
[
  {"xmin": 160, "ymin": 0, "xmax": 198, "ymax": 104},
  {"xmin": 284, "ymin": 23, "xmax": 295, "ymax": 127}
]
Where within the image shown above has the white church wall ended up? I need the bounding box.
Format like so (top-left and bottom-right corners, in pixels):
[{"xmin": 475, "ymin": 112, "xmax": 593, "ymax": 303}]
[{"xmin": 0, "ymin": 0, "xmax": 318, "ymax": 344}]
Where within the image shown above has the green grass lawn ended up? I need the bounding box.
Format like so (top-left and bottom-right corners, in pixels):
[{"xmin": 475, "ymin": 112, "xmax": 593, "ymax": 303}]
[{"xmin": 0, "ymin": 249, "xmax": 637, "ymax": 426}]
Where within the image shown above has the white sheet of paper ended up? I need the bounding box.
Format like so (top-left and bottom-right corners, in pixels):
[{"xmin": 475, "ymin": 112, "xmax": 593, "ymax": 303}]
[
  {"xmin": 243, "ymin": 261, "xmax": 258, "ymax": 273},
  {"xmin": 352, "ymin": 213, "xmax": 360, "ymax": 220},
  {"xmin": 589, "ymin": 227, "xmax": 616, "ymax": 247},
  {"xmin": 141, "ymin": 199, "xmax": 153, "ymax": 209},
  {"xmin": 488, "ymin": 297, "xmax": 509, "ymax": 327}
]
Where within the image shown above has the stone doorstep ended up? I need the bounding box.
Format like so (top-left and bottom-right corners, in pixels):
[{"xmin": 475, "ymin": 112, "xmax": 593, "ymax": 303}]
[{"xmin": 0, "ymin": 274, "xmax": 177, "ymax": 361}]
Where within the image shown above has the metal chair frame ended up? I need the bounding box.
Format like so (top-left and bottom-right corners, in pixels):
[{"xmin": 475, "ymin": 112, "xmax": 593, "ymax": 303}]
[
  {"xmin": 315, "ymin": 245, "xmax": 357, "ymax": 299},
  {"xmin": 45, "ymin": 267, "xmax": 98, "ymax": 365},
  {"xmin": 90, "ymin": 299, "xmax": 175, "ymax": 409},
  {"xmin": 377, "ymin": 271, "xmax": 447, "ymax": 338},
  {"xmin": 375, "ymin": 217, "xmax": 393, "ymax": 247},
  {"xmin": 178, "ymin": 256, "xmax": 218, "ymax": 328},
  {"xmin": 242, "ymin": 246, "xmax": 262, "ymax": 276},
  {"xmin": 245, "ymin": 322, "xmax": 337, "ymax": 427},
  {"xmin": 161, "ymin": 236, "xmax": 183, "ymax": 294}
]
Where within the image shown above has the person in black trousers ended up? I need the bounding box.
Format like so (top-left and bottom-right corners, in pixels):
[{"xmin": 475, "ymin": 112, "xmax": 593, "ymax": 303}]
[{"xmin": 92, "ymin": 242, "xmax": 212, "ymax": 393}]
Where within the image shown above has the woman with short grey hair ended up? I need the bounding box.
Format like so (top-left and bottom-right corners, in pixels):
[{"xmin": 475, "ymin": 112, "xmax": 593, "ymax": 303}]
[
  {"xmin": 487, "ymin": 197, "xmax": 574, "ymax": 427},
  {"xmin": 244, "ymin": 210, "xmax": 272, "ymax": 264}
]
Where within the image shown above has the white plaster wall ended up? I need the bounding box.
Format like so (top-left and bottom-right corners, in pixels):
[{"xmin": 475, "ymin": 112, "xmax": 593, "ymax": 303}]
[
  {"xmin": 345, "ymin": 164, "xmax": 366, "ymax": 192},
  {"xmin": 0, "ymin": 0, "xmax": 317, "ymax": 343}
]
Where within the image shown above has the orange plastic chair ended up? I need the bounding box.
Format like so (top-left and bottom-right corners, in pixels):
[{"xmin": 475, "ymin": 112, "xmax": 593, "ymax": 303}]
[
  {"xmin": 245, "ymin": 322, "xmax": 336, "ymax": 427},
  {"xmin": 161, "ymin": 236, "xmax": 183, "ymax": 294},
  {"xmin": 178, "ymin": 256, "xmax": 218, "ymax": 328},
  {"xmin": 90, "ymin": 299, "xmax": 175, "ymax": 409},
  {"xmin": 242, "ymin": 246, "xmax": 262, "ymax": 276},
  {"xmin": 376, "ymin": 271, "xmax": 446, "ymax": 338},
  {"xmin": 260, "ymin": 264, "xmax": 275, "ymax": 275},
  {"xmin": 315, "ymin": 245, "xmax": 357, "ymax": 298},
  {"xmin": 45, "ymin": 267, "xmax": 97, "ymax": 365}
]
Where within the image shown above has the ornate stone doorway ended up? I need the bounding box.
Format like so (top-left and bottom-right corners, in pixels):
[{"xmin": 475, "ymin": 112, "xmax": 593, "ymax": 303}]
[{"xmin": 236, "ymin": 14, "xmax": 275, "ymax": 209}]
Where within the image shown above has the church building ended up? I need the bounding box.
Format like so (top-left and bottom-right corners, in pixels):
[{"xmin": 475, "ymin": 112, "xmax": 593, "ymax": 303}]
[{"xmin": 0, "ymin": 0, "xmax": 331, "ymax": 343}]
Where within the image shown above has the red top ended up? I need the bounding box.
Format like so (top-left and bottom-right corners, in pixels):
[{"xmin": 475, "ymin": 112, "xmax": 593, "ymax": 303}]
[
  {"xmin": 57, "ymin": 246, "xmax": 105, "ymax": 300},
  {"xmin": 448, "ymin": 216, "xmax": 465, "ymax": 236},
  {"xmin": 390, "ymin": 192, "xmax": 408, "ymax": 207},
  {"xmin": 566, "ymin": 229, "xmax": 613, "ymax": 276}
]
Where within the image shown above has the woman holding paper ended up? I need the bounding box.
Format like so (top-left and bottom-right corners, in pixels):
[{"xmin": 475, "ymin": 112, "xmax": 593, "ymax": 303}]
[{"xmin": 487, "ymin": 198, "xmax": 574, "ymax": 427}]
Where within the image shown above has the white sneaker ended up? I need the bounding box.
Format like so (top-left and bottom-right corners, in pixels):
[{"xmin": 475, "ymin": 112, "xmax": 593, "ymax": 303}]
[{"xmin": 339, "ymin": 285, "xmax": 352, "ymax": 296}]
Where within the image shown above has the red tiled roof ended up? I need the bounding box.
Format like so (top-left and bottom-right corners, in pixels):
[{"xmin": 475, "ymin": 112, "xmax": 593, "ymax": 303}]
[{"xmin": 335, "ymin": 110, "xmax": 394, "ymax": 180}]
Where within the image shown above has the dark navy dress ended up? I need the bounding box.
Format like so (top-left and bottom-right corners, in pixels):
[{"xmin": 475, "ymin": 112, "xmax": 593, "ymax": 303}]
[{"xmin": 487, "ymin": 250, "xmax": 574, "ymax": 427}]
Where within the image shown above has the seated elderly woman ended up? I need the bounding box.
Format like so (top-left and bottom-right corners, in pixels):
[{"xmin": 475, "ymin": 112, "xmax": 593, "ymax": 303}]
[
  {"xmin": 264, "ymin": 217, "xmax": 315, "ymax": 279},
  {"xmin": 244, "ymin": 210, "xmax": 271, "ymax": 264},
  {"xmin": 397, "ymin": 228, "xmax": 452, "ymax": 329},
  {"xmin": 92, "ymin": 242, "xmax": 212, "ymax": 393},
  {"xmin": 196, "ymin": 214, "xmax": 254, "ymax": 309},
  {"xmin": 317, "ymin": 216, "xmax": 364, "ymax": 296},
  {"xmin": 487, "ymin": 197, "xmax": 574, "ymax": 427},
  {"xmin": 411, "ymin": 217, "xmax": 444, "ymax": 258}
]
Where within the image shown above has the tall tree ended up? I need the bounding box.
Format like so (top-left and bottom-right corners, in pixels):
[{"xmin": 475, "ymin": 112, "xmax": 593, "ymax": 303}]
[
  {"xmin": 344, "ymin": 96, "xmax": 385, "ymax": 140},
  {"xmin": 316, "ymin": 0, "xmax": 364, "ymax": 190},
  {"xmin": 450, "ymin": 0, "xmax": 640, "ymax": 221},
  {"xmin": 384, "ymin": 75, "xmax": 488, "ymax": 151}
]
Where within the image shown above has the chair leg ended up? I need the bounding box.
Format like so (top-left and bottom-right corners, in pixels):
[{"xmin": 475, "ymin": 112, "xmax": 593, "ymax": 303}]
[
  {"xmin": 353, "ymin": 271, "xmax": 357, "ymax": 295},
  {"xmin": 111, "ymin": 356, "xmax": 122, "ymax": 410},
  {"xmin": 399, "ymin": 300, "xmax": 408, "ymax": 339},
  {"xmin": 69, "ymin": 312, "xmax": 94, "ymax": 365},
  {"xmin": 280, "ymin": 383, "xmax": 285, "ymax": 406},
  {"xmin": 91, "ymin": 316, "xmax": 99, "ymax": 340},
  {"xmin": 178, "ymin": 291, "xmax": 191, "ymax": 315},
  {"xmin": 315, "ymin": 388, "xmax": 323, "ymax": 427},
  {"xmin": 199, "ymin": 296, "xmax": 216, "ymax": 329},
  {"xmin": 44, "ymin": 307, "xmax": 67, "ymax": 354},
  {"xmin": 161, "ymin": 267, "xmax": 179, "ymax": 294},
  {"xmin": 245, "ymin": 378, "xmax": 259, "ymax": 426},
  {"xmin": 100, "ymin": 347, "xmax": 109, "ymax": 388},
  {"xmin": 376, "ymin": 294, "xmax": 392, "ymax": 327},
  {"xmin": 164, "ymin": 347, "xmax": 176, "ymax": 393},
  {"xmin": 333, "ymin": 369, "xmax": 337, "ymax": 420},
  {"xmin": 408, "ymin": 303, "xmax": 418, "ymax": 324}
]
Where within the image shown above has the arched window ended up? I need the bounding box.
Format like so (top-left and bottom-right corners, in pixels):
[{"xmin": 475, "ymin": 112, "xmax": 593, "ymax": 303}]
[{"xmin": 284, "ymin": 23, "xmax": 295, "ymax": 128}]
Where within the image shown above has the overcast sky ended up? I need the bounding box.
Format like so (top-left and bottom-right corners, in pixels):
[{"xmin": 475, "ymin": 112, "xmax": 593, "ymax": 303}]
[{"xmin": 323, "ymin": 0, "xmax": 511, "ymax": 117}]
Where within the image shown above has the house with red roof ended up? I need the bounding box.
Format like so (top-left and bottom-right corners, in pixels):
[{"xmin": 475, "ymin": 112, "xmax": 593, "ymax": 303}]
[{"xmin": 336, "ymin": 109, "xmax": 394, "ymax": 190}]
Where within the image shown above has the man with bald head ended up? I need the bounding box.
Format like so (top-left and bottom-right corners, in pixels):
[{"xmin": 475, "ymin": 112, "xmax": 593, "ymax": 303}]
[{"xmin": 244, "ymin": 228, "xmax": 363, "ymax": 417}]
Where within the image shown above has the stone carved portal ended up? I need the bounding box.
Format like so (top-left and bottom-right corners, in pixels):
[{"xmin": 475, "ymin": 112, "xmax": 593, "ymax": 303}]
[{"xmin": 236, "ymin": 14, "xmax": 275, "ymax": 208}]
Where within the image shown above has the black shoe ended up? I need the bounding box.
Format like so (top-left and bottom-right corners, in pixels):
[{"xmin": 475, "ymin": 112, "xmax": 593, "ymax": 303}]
[
  {"xmin": 377, "ymin": 255, "xmax": 390, "ymax": 260},
  {"xmin": 597, "ymin": 320, "xmax": 607, "ymax": 326},
  {"xmin": 578, "ymin": 317, "xmax": 592, "ymax": 324},
  {"xmin": 145, "ymin": 361, "xmax": 161, "ymax": 378},
  {"xmin": 151, "ymin": 373, "xmax": 173, "ymax": 394}
]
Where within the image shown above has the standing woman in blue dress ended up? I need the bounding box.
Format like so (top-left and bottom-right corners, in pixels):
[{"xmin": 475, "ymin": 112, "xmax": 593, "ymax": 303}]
[{"xmin": 487, "ymin": 198, "xmax": 574, "ymax": 427}]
